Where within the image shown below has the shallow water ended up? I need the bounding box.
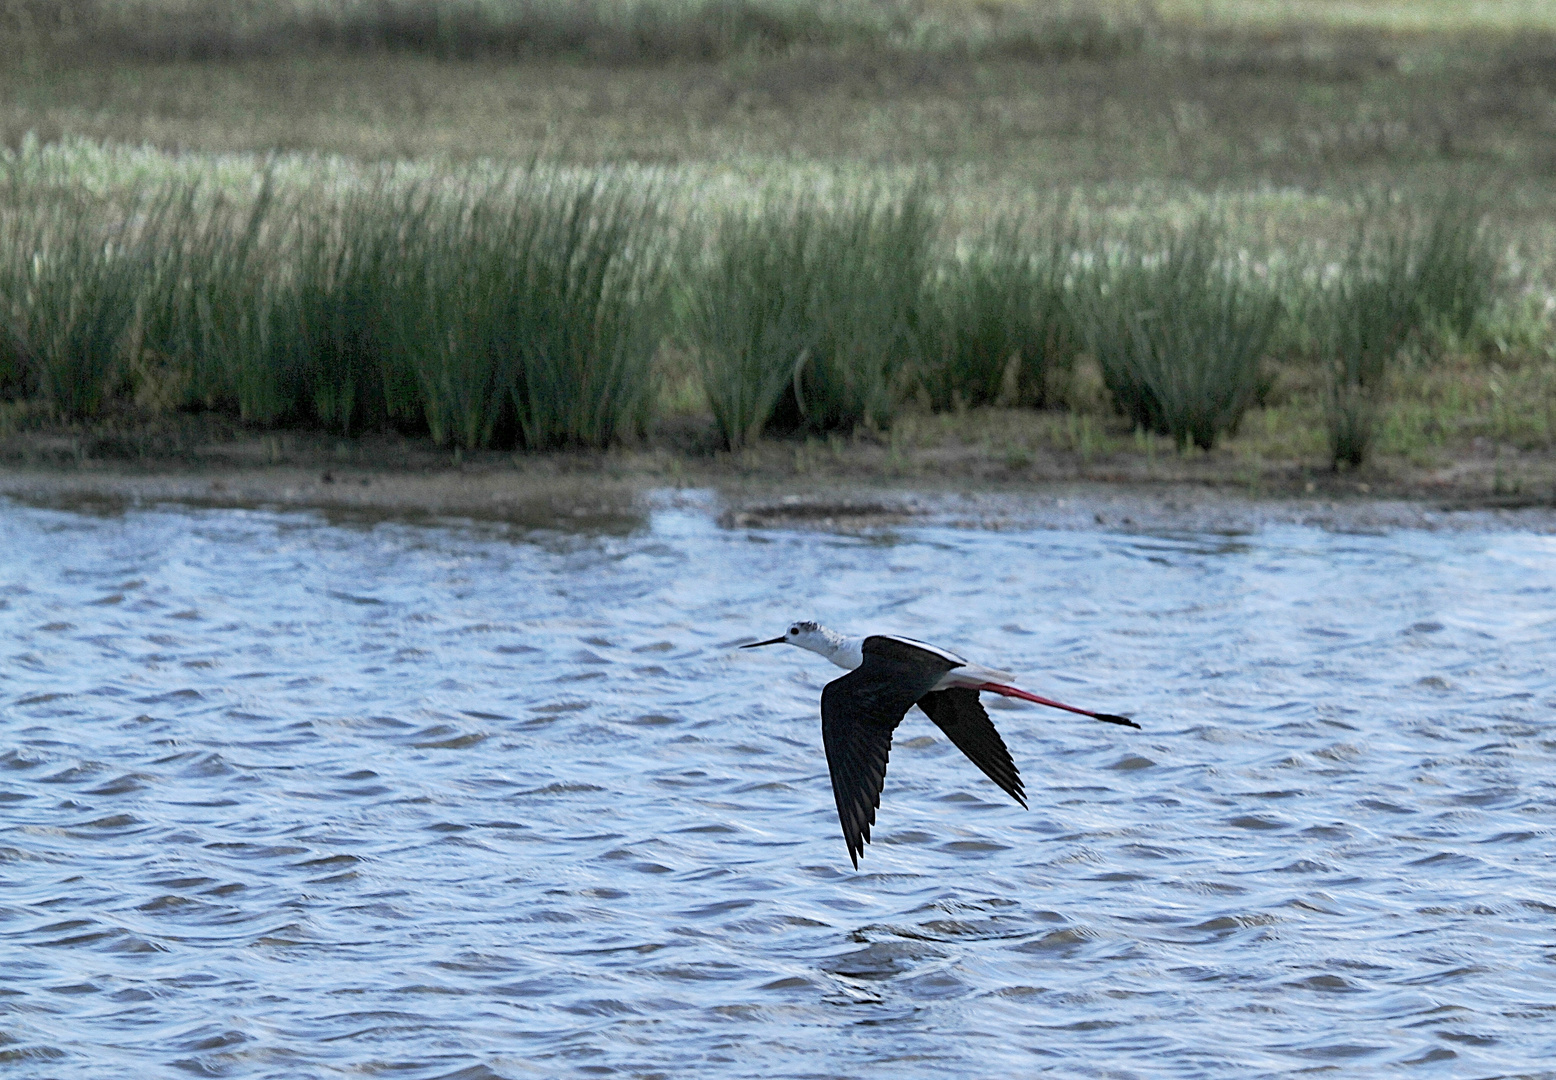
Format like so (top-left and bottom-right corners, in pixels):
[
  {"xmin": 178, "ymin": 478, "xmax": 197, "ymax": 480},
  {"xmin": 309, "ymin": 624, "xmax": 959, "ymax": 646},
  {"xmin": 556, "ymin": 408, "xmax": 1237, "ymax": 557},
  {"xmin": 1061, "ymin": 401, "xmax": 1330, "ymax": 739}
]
[{"xmin": 2, "ymin": 494, "xmax": 1555, "ymax": 1079}]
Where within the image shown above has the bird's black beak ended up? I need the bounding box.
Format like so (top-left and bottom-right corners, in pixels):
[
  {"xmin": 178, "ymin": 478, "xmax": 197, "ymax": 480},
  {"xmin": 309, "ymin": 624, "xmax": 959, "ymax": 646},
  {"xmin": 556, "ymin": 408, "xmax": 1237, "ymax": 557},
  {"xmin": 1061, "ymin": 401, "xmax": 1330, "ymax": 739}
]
[{"xmin": 741, "ymin": 636, "xmax": 788, "ymax": 649}]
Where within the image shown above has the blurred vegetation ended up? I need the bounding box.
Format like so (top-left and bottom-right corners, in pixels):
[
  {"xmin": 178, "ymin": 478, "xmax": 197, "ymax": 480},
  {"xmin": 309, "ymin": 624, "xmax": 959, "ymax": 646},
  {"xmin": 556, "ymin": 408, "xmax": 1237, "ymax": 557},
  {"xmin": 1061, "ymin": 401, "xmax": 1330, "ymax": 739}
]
[
  {"xmin": 0, "ymin": 0, "xmax": 1147, "ymax": 65},
  {"xmin": 0, "ymin": 0, "xmax": 1553, "ymax": 475}
]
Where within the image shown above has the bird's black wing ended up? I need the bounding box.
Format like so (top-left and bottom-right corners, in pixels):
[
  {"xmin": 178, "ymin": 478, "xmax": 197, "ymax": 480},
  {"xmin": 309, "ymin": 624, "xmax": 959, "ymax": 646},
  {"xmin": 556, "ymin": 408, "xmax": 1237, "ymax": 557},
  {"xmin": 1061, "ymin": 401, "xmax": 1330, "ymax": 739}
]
[
  {"xmin": 820, "ymin": 636, "xmax": 960, "ymax": 868},
  {"xmin": 916, "ymin": 688, "xmax": 1026, "ymax": 809}
]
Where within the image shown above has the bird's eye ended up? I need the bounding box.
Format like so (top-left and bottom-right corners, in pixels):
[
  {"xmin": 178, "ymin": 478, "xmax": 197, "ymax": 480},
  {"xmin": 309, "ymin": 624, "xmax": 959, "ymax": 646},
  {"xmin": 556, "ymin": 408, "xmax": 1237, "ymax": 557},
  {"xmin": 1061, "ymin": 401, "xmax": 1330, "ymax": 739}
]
[{"xmin": 788, "ymin": 625, "xmax": 799, "ymax": 635}]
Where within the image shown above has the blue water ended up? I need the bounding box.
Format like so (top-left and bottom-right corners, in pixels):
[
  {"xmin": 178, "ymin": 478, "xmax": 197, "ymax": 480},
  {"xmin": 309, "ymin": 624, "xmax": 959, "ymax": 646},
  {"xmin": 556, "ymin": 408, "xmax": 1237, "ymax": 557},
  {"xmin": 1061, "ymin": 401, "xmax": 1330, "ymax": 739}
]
[{"xmin": 2, "ymin": 495, "xmax": 1554, "ymax": 1078}]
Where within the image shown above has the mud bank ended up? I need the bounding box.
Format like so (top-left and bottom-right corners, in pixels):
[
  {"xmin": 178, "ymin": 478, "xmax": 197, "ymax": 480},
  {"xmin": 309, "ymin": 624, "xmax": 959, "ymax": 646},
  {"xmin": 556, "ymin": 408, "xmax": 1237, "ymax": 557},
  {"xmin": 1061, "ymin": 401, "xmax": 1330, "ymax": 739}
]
[
  {"xmin": 3, "ymin": 411, "xmax": 1554, "ymax": 531},
  {"xmin": 3, "ymin": 462, "xmax": 1554, "ymax": 536}
]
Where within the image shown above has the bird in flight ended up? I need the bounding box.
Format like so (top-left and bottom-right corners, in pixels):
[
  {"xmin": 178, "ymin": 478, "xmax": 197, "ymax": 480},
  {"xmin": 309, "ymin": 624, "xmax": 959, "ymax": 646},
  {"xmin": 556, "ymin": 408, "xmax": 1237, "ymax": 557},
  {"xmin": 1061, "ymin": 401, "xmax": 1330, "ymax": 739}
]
[{"xmin": 742, "ymin": 621, "xmax": 1137, "ymax": 868}]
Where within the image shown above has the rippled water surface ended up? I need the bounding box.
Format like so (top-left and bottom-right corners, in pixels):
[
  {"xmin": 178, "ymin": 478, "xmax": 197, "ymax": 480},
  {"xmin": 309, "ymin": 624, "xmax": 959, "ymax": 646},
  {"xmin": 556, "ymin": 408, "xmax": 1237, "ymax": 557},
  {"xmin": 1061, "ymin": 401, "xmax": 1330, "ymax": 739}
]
[{"xmin": 3, "ymin": 494, "xmax": 1556, "ymax": 1078}]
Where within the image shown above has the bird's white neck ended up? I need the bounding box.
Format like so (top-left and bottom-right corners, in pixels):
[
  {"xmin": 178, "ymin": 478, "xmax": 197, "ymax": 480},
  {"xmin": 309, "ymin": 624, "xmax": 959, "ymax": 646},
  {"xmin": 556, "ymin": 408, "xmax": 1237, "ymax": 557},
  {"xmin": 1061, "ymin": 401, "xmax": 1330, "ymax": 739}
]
[
  {"xmin": 830, "ymin": 635, "xmax": 864, "ymax": 671},
  {"xmin": 795, "ymin": 627, "xmax": 863, "ymax": 671}
]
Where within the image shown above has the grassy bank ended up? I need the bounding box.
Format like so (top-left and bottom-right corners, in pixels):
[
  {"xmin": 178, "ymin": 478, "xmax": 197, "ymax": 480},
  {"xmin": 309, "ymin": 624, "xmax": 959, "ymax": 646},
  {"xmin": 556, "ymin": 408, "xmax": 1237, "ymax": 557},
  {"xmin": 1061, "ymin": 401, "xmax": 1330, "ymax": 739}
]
[
  {"xmin": 0, "ymin": 139, "xmax": 1547, "ymax": 475},
  {"xmin": 2, "ymin": 4, "xmax": 1555, "ymax": 491}
]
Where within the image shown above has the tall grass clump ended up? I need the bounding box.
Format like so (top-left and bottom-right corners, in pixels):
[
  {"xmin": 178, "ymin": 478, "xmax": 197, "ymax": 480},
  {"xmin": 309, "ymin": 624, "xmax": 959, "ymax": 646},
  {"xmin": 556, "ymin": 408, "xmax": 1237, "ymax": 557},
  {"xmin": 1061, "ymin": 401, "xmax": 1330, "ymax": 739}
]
[
  {"xmin": 770, "ymin": 187, "xmax": 934, "ymax": 435},
  {"xmin": 920, "ymin": 222, "xmax": 1081, "ymax": 410},
  {"xmin": 0, "ymin": 203, "xmax": 144, "ymax": 419},
  {"xmin": 1078, "ymin": 216, "xmax": 1281, "ymax": 450},
  {"xmin": 387, "ymin": 191, "xmax": 509, "ymax": 449},
  {"xmin": 681, "ymin": 202, "xmax": 820, "ymax": 450},
  {"xmin": 1319, "ymin": 197, "xmax": 1500, "ymax": 468},
  {"xmin": 136, "ymin": 180, "xmax": 407, "ymax": 431},
  {"xmin": 687, "ymin": 186, "xmax": 933, "ymax": 443},
  {"xmin": 0, "ymin": 165, "xmax": 667, "ymax": 450},
  {"xmin": 285, "ymin": 185, "xmax": 421, "ymax": 434},
  {"xmin": 135, "ymin": 180, "xmax": 291, "ymax": 421},
  {"xmin": 1409, "ymin": 196, "xmax": 1500, "ymax": 349},
  {"xmin": 503, "ymin": 180, "xmax": 666, "ymax": 450},
  {"xmin": 393, "ymin": 178, "xmax": 665, "ymax": 450},
  {"xmin": 1320, "ymin": 226, "xmax": 1415, "ymax": 469}
]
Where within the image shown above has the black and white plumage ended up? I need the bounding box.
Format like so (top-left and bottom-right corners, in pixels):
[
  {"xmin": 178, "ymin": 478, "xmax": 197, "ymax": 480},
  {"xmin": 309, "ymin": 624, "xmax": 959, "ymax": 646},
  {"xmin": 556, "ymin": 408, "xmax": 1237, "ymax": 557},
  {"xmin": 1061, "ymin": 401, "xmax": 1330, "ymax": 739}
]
[{"xmin": 742, "ymin": 621, "xmax": 1137, "ymax": 868}]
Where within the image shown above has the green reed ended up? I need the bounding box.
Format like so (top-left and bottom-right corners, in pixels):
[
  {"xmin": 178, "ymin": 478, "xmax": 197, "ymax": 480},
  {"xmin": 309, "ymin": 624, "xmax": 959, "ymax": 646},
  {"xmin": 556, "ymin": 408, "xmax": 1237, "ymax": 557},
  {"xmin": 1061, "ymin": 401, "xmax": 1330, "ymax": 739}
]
[
  {"xmin": 387, "ymin": 177, "xmax": 665, "ymax": 450},
  {"xmin": 284, "ymin": 186, "xmax": 415, "ymax": 435},
  {"xmin": 1078, "ymin": 216, "xmax": 1282, "ymax": 451},
  {"xmin": 681, "ymin": 201, "xmax": 821, "ymax": 450},
  {"xmin": 0, "ymin": 197, "xmax": 144, "ymax": 419},
  {"xmin": 1408, "ymin": 195, "xmax": 1500, "ymax": 348},
  {"xmin": 920, "ymin": 223, "xmax": 1081, "ymax": 411},
  {"xmin": 1321, "ymin": 227, "xmax": 1414, "ymax": 468},
  {"xmin": 0, "ymin": 144, "xmax": 1512, "ymax": 465},
  {"xmin": 136, "ymin": 179, "xmax": 291, "ymax": 422},
  {"xmin": 1320, "ymin": 197, "xmax": 1500, "ymax": 467},
  {"xmin": 686, "ymin": 186, "xmax": 932, "ymax": 442},
  {"xmin": 777, "ymin": 187, "xmax": 934, "ymax": 435},
  {"xmin": 135, "ymin": 172, "xmax": 667, "ymax": 449}
]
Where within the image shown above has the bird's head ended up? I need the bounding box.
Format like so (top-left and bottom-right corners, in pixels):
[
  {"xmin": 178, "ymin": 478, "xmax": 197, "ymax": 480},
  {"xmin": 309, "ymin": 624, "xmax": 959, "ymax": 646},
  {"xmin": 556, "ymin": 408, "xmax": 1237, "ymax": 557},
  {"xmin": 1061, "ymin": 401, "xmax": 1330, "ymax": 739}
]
[{"xmin": 741, "ymin": 620, "xmax": 837, "ymax": 657}]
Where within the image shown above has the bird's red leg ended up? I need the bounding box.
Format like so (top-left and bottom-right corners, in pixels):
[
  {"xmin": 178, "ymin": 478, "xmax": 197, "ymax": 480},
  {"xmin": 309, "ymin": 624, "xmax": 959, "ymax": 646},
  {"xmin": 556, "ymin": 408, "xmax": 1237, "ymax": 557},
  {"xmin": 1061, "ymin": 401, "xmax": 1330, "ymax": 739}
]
[{"xmin": 978, "ymin": 683, "xmax": 1139, "ymax": 729}]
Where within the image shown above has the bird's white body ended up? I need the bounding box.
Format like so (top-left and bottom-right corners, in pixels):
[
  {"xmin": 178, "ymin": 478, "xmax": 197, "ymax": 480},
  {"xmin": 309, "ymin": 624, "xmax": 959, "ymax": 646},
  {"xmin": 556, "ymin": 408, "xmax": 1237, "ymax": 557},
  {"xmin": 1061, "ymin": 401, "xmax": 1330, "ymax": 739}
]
[{"xmin": 784, "ymin": 624, "xmax": 1016, "ymax": 690}]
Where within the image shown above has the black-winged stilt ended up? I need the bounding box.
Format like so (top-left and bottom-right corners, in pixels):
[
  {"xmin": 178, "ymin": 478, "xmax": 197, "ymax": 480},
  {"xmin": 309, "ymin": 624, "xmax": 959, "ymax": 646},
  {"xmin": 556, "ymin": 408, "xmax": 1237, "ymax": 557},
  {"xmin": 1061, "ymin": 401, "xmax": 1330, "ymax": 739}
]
[{"xmin": 742, "ymin": 621, "xmax": 1137, "ymax": 868}]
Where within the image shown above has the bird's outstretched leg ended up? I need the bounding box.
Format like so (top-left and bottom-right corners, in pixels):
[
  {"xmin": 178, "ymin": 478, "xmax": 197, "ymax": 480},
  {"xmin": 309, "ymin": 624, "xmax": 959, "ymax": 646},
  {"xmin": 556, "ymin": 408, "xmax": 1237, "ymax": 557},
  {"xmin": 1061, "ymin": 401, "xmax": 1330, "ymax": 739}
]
[{"xmin": 978, "ymin": 683, "xmax": 1139, "ymax": 729}]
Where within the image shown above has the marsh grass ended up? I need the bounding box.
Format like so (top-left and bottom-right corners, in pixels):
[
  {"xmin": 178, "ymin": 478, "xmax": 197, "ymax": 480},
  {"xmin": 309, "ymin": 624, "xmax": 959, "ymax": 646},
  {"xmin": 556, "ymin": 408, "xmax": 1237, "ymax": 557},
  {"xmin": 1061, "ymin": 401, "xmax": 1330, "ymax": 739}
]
[
  {"xmin": 287, "ymin": 186, "xmax": 415, "ymax": 435},
  {"xmin": 971, "ymin": 6, "xmax": 1148, "ymax": 62},
  {"xmin": 2, "ymin": 0, "xmax": 863, "ymax": 63},
  {"xmin": 387, "ymin": 190, "xmax": 513, "ymax": 449},
  {"xmin": 920, "ymin": 223, "xmax": 1081, "ymax": 411},
  {"xmin": 0, "ymin": 199, "xmax": 144, "ymax": 419},
  {"xmin": 684, "ymin": 187, "xmax": 933, "ymax": 445},
  {"xmin": 689, "ymin": 186, "xmax": 936, "ymax": 438},
  {"xmin": 1409, "ymin": 196, "xmax": 1501, "ymax": 350},
  {"xmin": 137, "ymin": 178, "xmax": 410, "ymax": 430},
  {"xmin": 498, "ymin": 180, "xmax": 666, "ymax": 450},
  {"xmin": 681, "ymin": 201, "xmax": 820, "ymax": 450},
  {"xmin": 1319, "ymin": 197, "xmax": 1499, "ymax": 467},
  {"xmin": 22, "ymin": 233, "xmax": 143, "ymax": 419},
  {"xmin": 391, "ymin": 178, "xmax": 666, "ymax": 449},
  {"xmin": 1078, "ymin": 216, "xmax": 1282, "ymax": 450},
  {"xmin": 0, "ymin": 139, "xmax": 1520, "ymax": 466},
  {"xmin": 1, "ymin": 165, "xmax": 668, "ymax": 449},
  {"xmin": 137, "ymin": 179, "xmax": 289, "ymax": 422},
  {"xmin": 779, "ymin": 187, "xmax": 933, "ymax": 435},
  {"xmin": 1320, "ymin": 228, "xmax": 1413, "ymax": 468}
]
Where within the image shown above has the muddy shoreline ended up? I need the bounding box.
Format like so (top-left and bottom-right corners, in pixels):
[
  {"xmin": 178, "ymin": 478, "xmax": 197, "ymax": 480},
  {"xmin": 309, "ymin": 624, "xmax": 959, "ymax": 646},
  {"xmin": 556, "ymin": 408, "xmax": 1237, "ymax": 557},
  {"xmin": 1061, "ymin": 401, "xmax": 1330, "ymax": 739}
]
[{"xmin": 4, "ymin": 422, "xmax": 1555, "ymax": 533}]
